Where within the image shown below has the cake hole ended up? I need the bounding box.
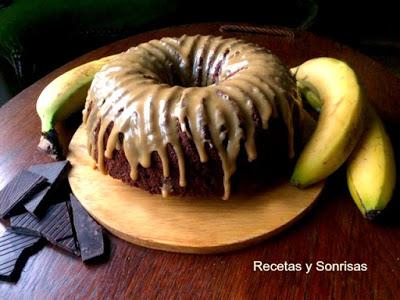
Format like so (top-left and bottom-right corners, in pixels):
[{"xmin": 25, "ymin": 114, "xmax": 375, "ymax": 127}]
[{"xmin": 167, "ymin": 49, "xmax": 231, "ymax": 88}]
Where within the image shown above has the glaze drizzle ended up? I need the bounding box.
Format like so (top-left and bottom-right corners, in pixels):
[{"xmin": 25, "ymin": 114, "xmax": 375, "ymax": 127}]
[{"xmin": 83, "ymin": 35, "xmax": 299, "ymax": 199}]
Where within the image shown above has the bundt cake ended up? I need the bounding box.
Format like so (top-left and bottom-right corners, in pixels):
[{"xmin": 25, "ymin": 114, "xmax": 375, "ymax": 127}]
[{"xmin": 83, "ymin": 35, "xmax": 300, "ymax": 199}]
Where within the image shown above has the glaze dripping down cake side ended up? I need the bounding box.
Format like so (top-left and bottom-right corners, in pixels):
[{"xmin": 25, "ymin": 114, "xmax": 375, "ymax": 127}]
[{"xmin": 83, "ymin": 35, "xmax": 301, "ymax": 199}]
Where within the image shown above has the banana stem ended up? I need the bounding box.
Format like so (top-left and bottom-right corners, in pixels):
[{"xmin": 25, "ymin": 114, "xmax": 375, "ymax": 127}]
[
  {"xmin": 296, "ymin": 80, "xmax": 322, "ymax": 112},
  {"xmin": 38, "ymin": 129, "xmax": 64, "ymax": 160}
]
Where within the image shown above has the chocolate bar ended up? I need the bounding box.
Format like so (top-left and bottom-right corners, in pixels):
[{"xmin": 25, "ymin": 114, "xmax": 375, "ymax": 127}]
[
  {"xmin": 10, "ymin": 201, "xmax": 79, "ymax": 256},
  {"xmin": 0, "ymin": 229, "xmax": 44, "ymax": 282},
  {"xmin": 0, "ymin": 170, "xmax": 47, "ymax": 218},
  {"xmin": 70, "ymin": 194, "xmax": 105, "ymax": 262},
  {"xmin": 24, "ymin": 160, "xmax": 70, "ymax": 217}
]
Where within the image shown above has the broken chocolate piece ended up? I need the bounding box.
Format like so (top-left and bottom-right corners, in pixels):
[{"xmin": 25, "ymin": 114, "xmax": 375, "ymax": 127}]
[
  {"xmin": 70, "ymin": 194, "xmax": 105, "ymax": 262},
  {"xmin": 24, "ymin": 160, "xmax": 70, "ymax": 217},
  {"xmin": 23, "ymin": 187, "xmax": 51, "ymax": 218},
  {"xmin": 0, "ymin": 229, "xmax": 44, "ymax": 282},
  {"xmin": 0, "ymin": 170, "xmax": 47, "ymax": 218},
  {"xmin": 28, "ymin": 160, "xmax": 70, "ymax": 184},
  {"xmin": 10, "ymin": 202, "xmax": 79, "ymax": 256}
]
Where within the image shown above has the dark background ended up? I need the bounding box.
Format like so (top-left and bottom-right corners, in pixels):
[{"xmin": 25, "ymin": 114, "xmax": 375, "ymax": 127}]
[{"xmin": 0, "ymin": 0, "xmax": 399, "ymax": 105}]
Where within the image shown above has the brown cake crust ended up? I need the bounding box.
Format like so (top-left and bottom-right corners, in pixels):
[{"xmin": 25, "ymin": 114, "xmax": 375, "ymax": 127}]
[{"xmin": 94, "ymin": 110, "xmax": 290, "ymax": 198}]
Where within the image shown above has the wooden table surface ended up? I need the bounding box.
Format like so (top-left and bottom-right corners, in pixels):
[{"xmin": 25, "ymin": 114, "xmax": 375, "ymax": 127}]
[{"xmin": 0, "ymin": 23, "xmax": 399, "ymax": 299}]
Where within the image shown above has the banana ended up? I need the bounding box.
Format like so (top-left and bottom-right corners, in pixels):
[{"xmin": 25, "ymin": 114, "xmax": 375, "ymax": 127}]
[
  {"xmin": 37, "ymin": 54, "xmax": 118, "ymax": 158},
  {"xmin": 298, "ymin": 69, "xmax": 396, "ymax": 220},
  {"xmin": 347, "ymin": 105, "xmax": 396, "ymax": 220},
  {"xmin": 290, "ymin": 57, "xmax": 364, "ymax": 188}
]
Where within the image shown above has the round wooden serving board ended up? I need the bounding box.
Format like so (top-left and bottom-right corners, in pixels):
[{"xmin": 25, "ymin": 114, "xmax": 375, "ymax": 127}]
[{"xmin": 68, "ymin": 125, "xmax": 324, "ymax": 254}]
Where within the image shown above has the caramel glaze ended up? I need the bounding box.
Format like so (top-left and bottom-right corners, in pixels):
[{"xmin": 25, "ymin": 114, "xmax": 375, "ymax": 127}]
[{"xmin": 83, "ymin": 35, "xmax": 300, "ymax": 199}]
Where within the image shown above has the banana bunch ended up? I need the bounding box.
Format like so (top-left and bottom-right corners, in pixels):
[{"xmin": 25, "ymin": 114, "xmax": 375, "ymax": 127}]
[
  {"xmin": 293, "ymin": 57, "xmax": 396, "ymax": 219},
  {"xmin": 36, "ymin": 54, "xmax": 118, "ymax": 159}
]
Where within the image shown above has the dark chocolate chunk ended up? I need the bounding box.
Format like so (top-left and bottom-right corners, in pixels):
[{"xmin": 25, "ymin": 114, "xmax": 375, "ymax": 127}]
[
  {"xmin": 28, "ymin": 160, "xmax": 70, "ymax": 184},
  {"xmin": 0, "ymin": 229, "xmax": 44, "ymax": 282},
  {"xmin": 10, "ymin": 202, "xmax": 79, "ymax": 256},
  {"xmin": 24, "ymin": 186, "xmax": 51, "ymax": 218},
  {"xmin": 24, "ymin": 160, "xmax": 70, "ymax": 218},
  {"xmin": 70, "ymin": 194, "xmax": 105, "ymax": 262},
  {"xmin": 0, "ymin": 170, "xmax": 48, "ymax": 218}
]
